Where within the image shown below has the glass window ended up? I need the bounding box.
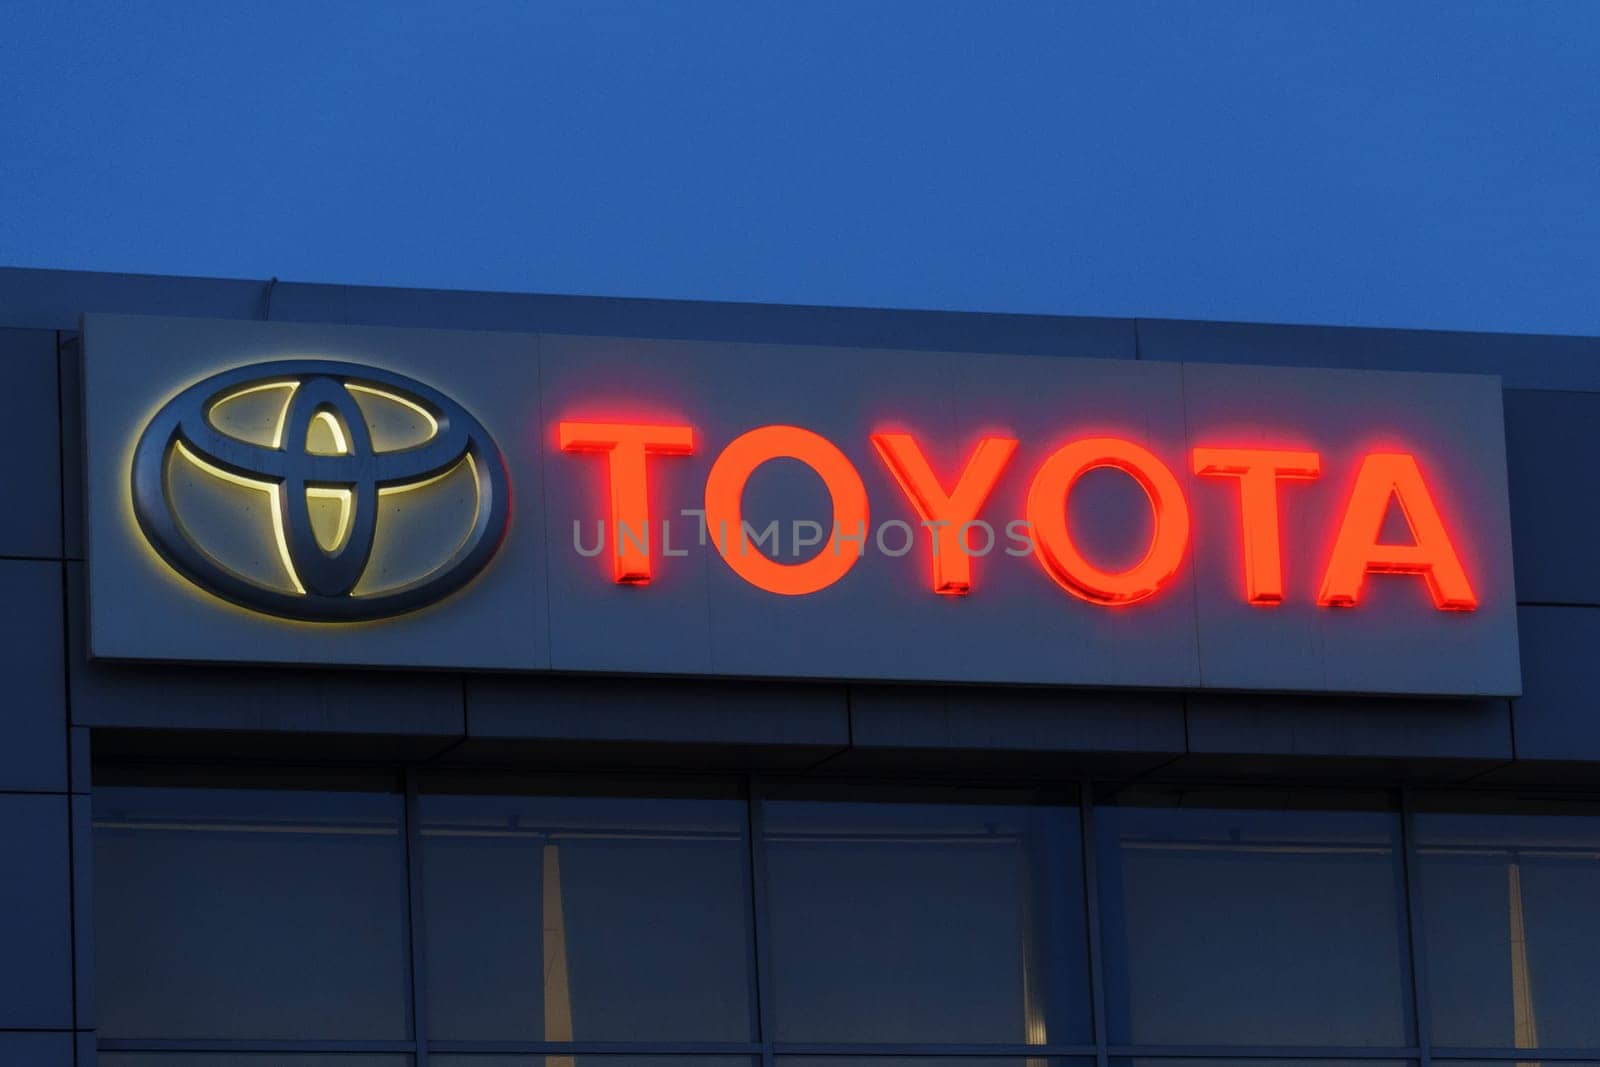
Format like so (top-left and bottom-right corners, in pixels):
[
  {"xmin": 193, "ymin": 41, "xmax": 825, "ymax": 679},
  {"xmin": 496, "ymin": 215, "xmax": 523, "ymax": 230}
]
[
  {"xmin": 1416, "ymin": 796, "xmax": 1600, "ymax": 1049},
  {"xmin": 430, "ymin": 1059, "xmax": 756, "ymax": 1067},
  {"xmin": 420, "ymin": 778, "xmax": 756, "ymax": 1042},
  {"xmin": 781, "ymin": 1060, "xmax": 1090, "ymax": 1067},
  {"xmin": 1113, "ymin": 1062, "xmax": 1411, "ymax": 1067},
  {"xmin": 99, "ymin": 1057, "xmax": 411, "ymax": 1067},
  {"xmin": 94, "ymin": 783, "xmax": 411, "ymax": 1041},
  {"xmin": 763, "ymin": 788, "xmax": 1091, "ymax": 1044},
  {"xmin": 1097, "ymin": 789, "xmax": 1412, "ymax": 1046}
]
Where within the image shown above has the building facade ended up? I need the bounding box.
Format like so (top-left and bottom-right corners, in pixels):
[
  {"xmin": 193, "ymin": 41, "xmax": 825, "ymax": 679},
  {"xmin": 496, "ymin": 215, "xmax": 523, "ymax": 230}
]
[{"xmin": 2, "ymin": 266, "xmax": 1599, "ymax": 1066}]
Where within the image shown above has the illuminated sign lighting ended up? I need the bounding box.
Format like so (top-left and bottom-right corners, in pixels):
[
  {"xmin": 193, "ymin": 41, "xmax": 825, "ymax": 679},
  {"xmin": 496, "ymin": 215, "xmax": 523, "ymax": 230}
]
[
  {"xmin": 132, "ymin": 360, "xmax": 510, "ymax": 621},
  {"xmin": 557, "ymin": 420, "xmax": 1479, "ymax": 611}
]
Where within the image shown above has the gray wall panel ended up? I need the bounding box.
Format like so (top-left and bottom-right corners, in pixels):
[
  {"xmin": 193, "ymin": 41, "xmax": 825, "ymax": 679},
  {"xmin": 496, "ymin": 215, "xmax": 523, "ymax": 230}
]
[
  {"xmin": 0, "ymin": 267, "xmax": 266, "ymax": 330},
  {"xmin": 847, "ymin": 684, "xmax": 1186, "ymax": 755},
  {"xmin": 1504, "ymin": 388, "xmax": 1600, "ymax": 604},
  {"xmin": 343, "ymin": 285, "xmax": 1135, "ymax": 358},
  {"xmin": 0, "ymin": 267, "xmax": 1136, "ymax": 358},
  {"xmin": 0, "ymin": 561, "xmax": 66, "ymax": 792},
  {"xmin": 0, "ymin": 793, "xmax": 72, "ymax": 1029},
  {"xmin": 1512, "ymin": 605, "xmax": 1600, "ymax": 761},
  {"xmin": 263, "ymin": 280, "xmax": 350, "ymax": 324},
  {"xmin": 466, "ymin": 675, "xmax": 850, "ymax": 749},
  {"xmin": 0, "ymin": 328, "xmax": 62, "ymax": 557},
  {"xmin": 0, "ymin": 1032, "xmax": 73, "ymax": 1066},
  {"xmin": 59, "ymin": 334, "xmax": 83, "ymax": 560},
  {"xmin": 71, "ymin": 796, "xmax": 93, "ymax": 1033},
  {"xmin": 1185, "ymin": 692, "xmax": 1513, "ymax": 763},
  {"xmin": 70, "ymin": 728, "xmax": 90, "ymax": 795},
  {"xmin": 1138, "ymin": 317, "xmax": 1600, "ymax": 390},
  {"xmin": 67, "ymin": 565, "xmax": 466, "ymax": 737}
]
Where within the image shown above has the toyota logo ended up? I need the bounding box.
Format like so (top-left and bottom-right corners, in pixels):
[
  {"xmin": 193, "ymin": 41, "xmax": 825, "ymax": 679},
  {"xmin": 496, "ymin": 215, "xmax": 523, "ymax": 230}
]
[{"xmin": 131, "ymin": 360, "xmax": 510, "ymax": 621}]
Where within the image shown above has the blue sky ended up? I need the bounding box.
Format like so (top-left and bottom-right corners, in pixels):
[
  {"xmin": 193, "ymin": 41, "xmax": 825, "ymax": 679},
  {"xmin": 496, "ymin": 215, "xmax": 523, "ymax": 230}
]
[{"xmin": 3, "ymin": 2, "xmax": 1597, "ymax": 334}]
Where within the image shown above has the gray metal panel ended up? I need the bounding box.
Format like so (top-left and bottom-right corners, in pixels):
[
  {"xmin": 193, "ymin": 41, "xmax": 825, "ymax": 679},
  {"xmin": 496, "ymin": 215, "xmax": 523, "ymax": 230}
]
[
  {"xmin": 75, "ymin": 1031, "xmax": 94, "ymax": 1067},
  {"xmin": 1183, "ymin": 363, "xmax": 1521, "ymax": 695},
  {"xmin": 1511, "ymin": 605, "xmax": 1600, "ymax": 762},
  {"xmin": 1, "ymin": 267, "xmax": 1136, "ymax": 357},
  {"xmin": 466, "ymin": 675, "xmax": 850, "ymax": 748},
  {"xmin": 0, "ymin": 561, "xmax": 66, "ymax": 792},
  {"xmin": 264, "ymin": 280, "xmax": 350, "ymax": 324},
  {"xmin": 1185, "ymin": 693, "xmax": 1513, "ymax": 761},
  {"xmin": 82, "ymin": 314, "xmax": 548, "ymax": 671},
  {"xmin": 67, "ymin": 565, "xmax": 466, "ymax": 736},
  {"xmin": 81, "ymin": 317, "xmax": 1524, "ymax": 695},
  {"xmin": 0, "ymin": 328, "xmax": 62, "ymax": 557},
  {"xmin": 1503, "ymin": 388, "xmax": 1600, "ymax": 605},
  {"xmin": 0, "ymin": 267, "xmax": 267, "ymax": 331},
  {"xmin": 71, "ymin": 796, "xmax": 94, "ymax": 1032},
  {"xmin": 59, "ymin": 333, "xmax": 84, "ymax": 560},
  {"xmin": 0, "ymin": 793, "xmax": 71, "ymax": 1029},
  {"xmin": 1138, "ymin": 317, "xmax": 1600, "ymax": 390},
  {"xmin": 69, "ymin": 728, "xmax": 90, "ymax": 795},
  {"xmin": 0, "ymin": 1032, "xmax": 73, "ymax": 1066},
  {"xmin": 846, "ymin": 684, "xmax": 1186, "ymax": 755},
  {"xmin": 343, "ymin": 285, "xmax": 1136, "ymax": 358},
  {"xmin": 538, "ymin": 335, "xmax": 1205, "ymax": 688}
]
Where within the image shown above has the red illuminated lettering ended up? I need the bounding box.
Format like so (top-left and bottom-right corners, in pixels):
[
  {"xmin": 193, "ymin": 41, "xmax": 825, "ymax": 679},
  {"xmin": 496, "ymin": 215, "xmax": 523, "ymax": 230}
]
[
  {"xmin": 704, "ymin": 425, "xmax": 869, "ymax": 596},
  {"xmin": 1192, "ymin": 447, "xmax": 1322, "ymax": 605},
  {"xmin": 1025, "ymin": 438, "xmax": 1189, "ymax": 606},
  {"xmin": 870, "ymin": 432, "xmax": 1018, "ymax": 595},
  {"xmin": 558, "ymin": 421, "xmax": 694, "ymax": 584},
  {"xmin": 1317, "ymin": 452, "xmax": 1477, "ymax": 611}
]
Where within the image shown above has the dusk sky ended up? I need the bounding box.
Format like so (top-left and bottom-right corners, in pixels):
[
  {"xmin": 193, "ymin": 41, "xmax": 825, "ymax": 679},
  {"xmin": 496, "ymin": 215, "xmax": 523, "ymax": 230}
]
[{"xmin": 4, "ymin": 2, "xmax": 1597, "ymax": 335}]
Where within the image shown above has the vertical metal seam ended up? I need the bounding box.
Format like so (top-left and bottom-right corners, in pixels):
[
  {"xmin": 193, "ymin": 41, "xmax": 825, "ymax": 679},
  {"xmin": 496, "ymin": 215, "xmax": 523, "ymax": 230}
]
[
  {"xmin": 1401, "ymin": 787, "xmax": 1433, "ymax": 1067},
  {"xmin": 745, "ymin": 773, "xmax": 776, "ymax": 1067},
  {"xmin": 403, "ymin": 768, "xmax": 431, "ymax": 1066},
  {"xmin": 56, "ymin": 328, "xmax": 84, "ymax": 1058},
  {"xmin": 1081, "ymin": 777, "xmax": 1111, "ymax": 1067}
]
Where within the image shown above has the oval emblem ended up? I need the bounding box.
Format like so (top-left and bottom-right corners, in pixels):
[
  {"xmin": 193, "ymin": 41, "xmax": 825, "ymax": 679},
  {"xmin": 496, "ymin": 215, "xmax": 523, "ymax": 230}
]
[{"xmin": 131, "ymin": 360, "xmax": 510, "ymax": 621}]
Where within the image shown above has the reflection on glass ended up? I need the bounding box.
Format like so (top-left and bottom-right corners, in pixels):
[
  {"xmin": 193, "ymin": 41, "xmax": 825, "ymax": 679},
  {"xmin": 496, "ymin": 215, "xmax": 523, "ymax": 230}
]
[
  {"xmin": 1418, "ymin": 804, "xmax": 1600, "ymax": 1049},
  {"xmin": 764, "ymin": 792, "xmax": 1091, "ymax": 1044},
  {"xmin": 93, "ymin": 786, "xmax": 411, "ymax": 1041},
  {"xmin": 420, "ymin": 785, "xmax": 755, "ymax": 1042},
  {"xmin": 1098, "ymin": 791, "xmax": 1411, "ymax": 1045}
]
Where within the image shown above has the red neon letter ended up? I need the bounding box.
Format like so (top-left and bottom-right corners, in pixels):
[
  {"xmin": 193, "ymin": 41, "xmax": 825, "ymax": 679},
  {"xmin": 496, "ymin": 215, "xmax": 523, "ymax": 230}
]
[
  {"xmin": 870, "ymin": 432, "xmax": 1018, "ymax": 595},
  {"xmin": 559, "ymin": 421, "xmax": 694, "ymax": 584},
  {"xmin": 1317, "ymin": 452, "xmax": 1477, "ymax": 611},
  {"xmin": 1192, "ymin": 447, "xmax": 1322, "ymax": 605},
  {"xmin": 1025, "ymin": 438, "xmax": 1189, "ymax": 606},
  {"xmin": 704, "ymin": 425, "xmax": 869, "ymax": 596}
]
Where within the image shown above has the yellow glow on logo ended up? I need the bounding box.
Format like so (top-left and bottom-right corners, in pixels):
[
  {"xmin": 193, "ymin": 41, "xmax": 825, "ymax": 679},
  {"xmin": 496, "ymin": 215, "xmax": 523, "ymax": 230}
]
[
  {"xmin": 207, "ymin": 380, "xmax": 299, "ymax": 448},
  {"xmin": 346, "ymin": 383, "xmax": 441, "ymax": 439},
  {"xmin": 172, "ymin": 440, "xmax": 309, "ymax": 596},
  {"xmin": 307, "ymin": 410, "xmax": 351, "ymax": 456}
]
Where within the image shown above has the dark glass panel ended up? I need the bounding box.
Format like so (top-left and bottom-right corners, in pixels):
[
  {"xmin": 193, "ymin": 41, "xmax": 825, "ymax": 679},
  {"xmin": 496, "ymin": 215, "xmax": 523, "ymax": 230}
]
[
  {"xmin": 764, "ymin": 789, "xmax": 1091, "ymax": 1044},
  {"xmin": 99, "ymin": 1057, "xmax": 411, "ymax": 1067},
  {"xmin": 1417, "ymin": 797, "xmax": 1600, "ymax": 1049},
  {"xmin": 430, "ymin": 1058, "xmax": 756, "ymax": 1067},
  {"xmin": 1098, "ymin": 789, "xmax": 1411, "ymax": 1045},
  {"xmin": 94, "ymin": 785, "xmax": 411, "ymax": 1040},
  {"xmin": 421, "ymin": 781, "xmax": 755, "ymax": 1042},
  {"xmin": 1113, "ymin": 1061, "xmax": 1411, "ymax": 1067},
  {"xmin": 781, "ymin": 1059, "xmax": 1090, "ymax": 1067}
]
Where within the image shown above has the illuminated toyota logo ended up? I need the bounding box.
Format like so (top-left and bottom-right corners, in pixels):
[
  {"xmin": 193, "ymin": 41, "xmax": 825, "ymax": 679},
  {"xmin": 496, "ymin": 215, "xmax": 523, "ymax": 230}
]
[{"xmin": 131, "ymin": 360, "xmax": 510, "ymax": 621}]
